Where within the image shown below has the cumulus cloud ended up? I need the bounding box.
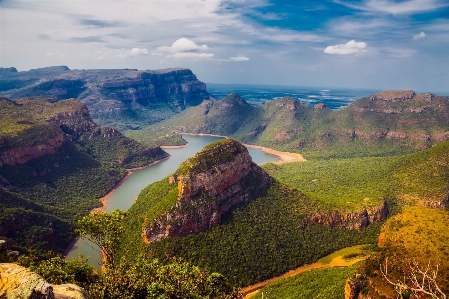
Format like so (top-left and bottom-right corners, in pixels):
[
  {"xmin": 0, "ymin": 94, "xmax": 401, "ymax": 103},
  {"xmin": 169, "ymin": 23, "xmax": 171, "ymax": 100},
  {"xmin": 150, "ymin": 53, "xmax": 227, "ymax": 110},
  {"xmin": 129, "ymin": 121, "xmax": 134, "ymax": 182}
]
[
  {"xmin": 130, "ymin": 48, "xmax": 149, "ymax": 55},
  {"xmin": 230, "ymin": 56, "xmax": 249, "ymax": 61},
  {"xmin": 118, "ymin": 48, "xmax": 149, "ymax": 58},
  {"xmin": 154, "ymin": 38, "xmax": 213, "ymax": 58},
  {"xmin": 324, "ymin": 40, "xmax": 367, "ymax": 55},
  {"xmin": 413, "ymin": 32, "xmax": 426, "ymax": 40}
]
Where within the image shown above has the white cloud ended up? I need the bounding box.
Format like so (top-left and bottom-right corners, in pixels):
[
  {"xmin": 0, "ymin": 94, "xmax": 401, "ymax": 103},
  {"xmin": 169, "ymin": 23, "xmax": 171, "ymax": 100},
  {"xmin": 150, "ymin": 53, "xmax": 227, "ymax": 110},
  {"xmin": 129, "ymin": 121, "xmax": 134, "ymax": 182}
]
[
  {"xmin": 230, "ymin": 56, "xmax": 249, "ymax": 61},
  {"xmin": 337, "ymin": 0, "xmax": 449, "ymax": 15},
  {"xmin": 154, "ymin": 38, "xmax": 213, "ymax": 59},
  {"xmin": 117, "ymin": 48, "xmax": 149, "ymax": 58},
  {"xmin": 324, "ymin": 40, "xmax": 367, "ymax": 55},
  {"xmin": 130, "ymin": 48, "xmax": 149, "ymax": 55},
  {"xmin": 169, "ymin": 52, "xmax": 214, "ymax": 58},
  {"xmin": 413, "ymin": 32, "xmax": 426, "ymax": 40}
]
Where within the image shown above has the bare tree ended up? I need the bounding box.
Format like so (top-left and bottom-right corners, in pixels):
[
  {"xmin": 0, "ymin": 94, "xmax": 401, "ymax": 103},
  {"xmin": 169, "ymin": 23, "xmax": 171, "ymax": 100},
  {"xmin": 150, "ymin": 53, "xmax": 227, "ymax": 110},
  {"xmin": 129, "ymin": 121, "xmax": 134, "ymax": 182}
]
[{"xmin": 381, "ymin": 258, "xmax": 446, "ymax": 299}]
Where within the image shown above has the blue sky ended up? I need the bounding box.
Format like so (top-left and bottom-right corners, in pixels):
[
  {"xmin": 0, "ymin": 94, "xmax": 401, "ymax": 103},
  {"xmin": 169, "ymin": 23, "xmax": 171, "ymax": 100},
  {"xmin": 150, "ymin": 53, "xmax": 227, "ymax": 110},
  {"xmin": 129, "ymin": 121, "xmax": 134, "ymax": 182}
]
[{"xmin": 1, "ymin": 0, "xmax": 449, "ymax": 92}]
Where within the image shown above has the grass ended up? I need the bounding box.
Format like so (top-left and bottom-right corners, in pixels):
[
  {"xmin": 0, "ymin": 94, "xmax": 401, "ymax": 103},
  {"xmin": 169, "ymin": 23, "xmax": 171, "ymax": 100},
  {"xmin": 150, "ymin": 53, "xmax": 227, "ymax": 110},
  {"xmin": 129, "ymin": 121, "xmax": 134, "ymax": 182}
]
[
  {"xmin": 253, "ymin": 265, "xmax": 358, "ymax": 299},
  {"xmin": 318, "ymin": 244, "xmax": 369, "ymax": 264},
  {"xmin": 354, "ymin": 206, "xmax": 449, "ymax": 297}
]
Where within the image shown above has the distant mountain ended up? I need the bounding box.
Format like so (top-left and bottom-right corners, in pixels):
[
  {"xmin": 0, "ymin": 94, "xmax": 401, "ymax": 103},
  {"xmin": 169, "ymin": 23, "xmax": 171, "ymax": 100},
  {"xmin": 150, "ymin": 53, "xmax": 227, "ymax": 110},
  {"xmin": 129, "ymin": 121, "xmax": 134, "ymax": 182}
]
[
  {"xmin": 0, "ymin": 66, "xmax": 212, "ymax": 131},
  {"xmin": 0, "ymin": 97, "xmax": 168, "ymax": 253},
  {"xmin": 140, "ymin": 90, "xmax": 449, "ymax": 159}
]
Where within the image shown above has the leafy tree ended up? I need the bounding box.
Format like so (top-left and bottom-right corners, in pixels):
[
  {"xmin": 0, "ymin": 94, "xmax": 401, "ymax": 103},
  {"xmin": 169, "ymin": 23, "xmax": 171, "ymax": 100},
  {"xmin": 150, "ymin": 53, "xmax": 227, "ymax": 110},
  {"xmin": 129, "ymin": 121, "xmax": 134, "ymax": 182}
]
[{"xmin": 75, "ymin": 209, "xmax": 128, "ymax": 268}]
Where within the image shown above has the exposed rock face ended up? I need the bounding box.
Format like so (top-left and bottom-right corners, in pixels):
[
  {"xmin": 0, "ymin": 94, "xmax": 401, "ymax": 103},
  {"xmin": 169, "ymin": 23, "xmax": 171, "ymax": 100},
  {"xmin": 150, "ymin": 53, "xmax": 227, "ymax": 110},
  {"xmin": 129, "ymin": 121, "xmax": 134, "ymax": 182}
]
[
  {"xmin": 0, "ymin": 263, "xmax": 90, "ymax": 299},
  {"xmin": 345, "ymin": 276, "xmax": 367, "ymax": 299},
  {"xmin": 143, "ymin": 139, "xmax": 274, "ymax": 243},
  {"xmin": 0, "ymin": 66, "xmax": 211, "ymax": 130},
  {"xmin": 372, "ymin": 90, "xmax": 415, "ymax": 101},
  {"xmin": 416, "ymin": 194, "xmax": 449, "ymax": 209},
  {"xmin": 307, "ymin": 200, "xmax": 388, "ymax": 230},
  {"xmin": 0, "ymin": 132, "xmax": 65, "ymax": 166}
]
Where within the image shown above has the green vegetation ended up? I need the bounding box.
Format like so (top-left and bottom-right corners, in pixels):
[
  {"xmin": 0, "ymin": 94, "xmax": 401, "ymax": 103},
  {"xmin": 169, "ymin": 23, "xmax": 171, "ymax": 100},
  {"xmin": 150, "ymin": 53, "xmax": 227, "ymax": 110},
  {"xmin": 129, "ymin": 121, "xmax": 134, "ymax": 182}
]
[
  {"xmin": 174, "ymin": 139, "xmax": 246, "ymax": 176},
  {"xmin": 138, "ymin": 92, "xmax": 449, "ymax": 159},
  {"xmin": 318, "ymin": 244, "xmax": 368, "ymax": 264},
  {"xmin": 125, "ymin": 130, "xmax": 187, "ymax": 147},
  {"xmin": 254, "ymin": 265, "xmax": 358, "ymax": 299},
  {"xmin": 76, "ymin": 210, "xmax": 128, "ymax": 268},
  {"xmin": 354, "ymin": 206, "xmax": 449, "ymax": 298},
  {"xmin": 0, "ymin": 97, "xmax": 168, "ymax": 254},
  {"xmin": 263, "ymin": 139, "xmax": 449, "ymax": 212},
  {"xmin": 263, "ymin": 157, "xmax": 395, "ymax": 212},
  {"xmin": 121, "ymin": 181, "xmax": 381, "ymax": 286}
]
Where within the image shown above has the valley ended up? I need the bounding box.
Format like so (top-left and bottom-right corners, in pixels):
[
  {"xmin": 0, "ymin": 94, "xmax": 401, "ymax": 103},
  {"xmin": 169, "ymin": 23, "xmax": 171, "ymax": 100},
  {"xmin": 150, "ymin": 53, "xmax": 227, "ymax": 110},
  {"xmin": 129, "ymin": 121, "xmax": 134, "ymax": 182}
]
[{"xmin": 1, "ymin": 67, "xmax": 449, "ymax": 299}]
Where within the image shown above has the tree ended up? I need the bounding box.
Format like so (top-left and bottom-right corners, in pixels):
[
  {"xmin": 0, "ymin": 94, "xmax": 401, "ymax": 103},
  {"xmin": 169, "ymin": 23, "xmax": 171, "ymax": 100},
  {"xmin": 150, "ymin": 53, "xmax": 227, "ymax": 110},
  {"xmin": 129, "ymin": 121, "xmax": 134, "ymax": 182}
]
[
  {"xmin": 381, "ymin": 258, "xmax": 447, "ymax": 299},
  {"xmin": 75, "ymin": 209, "xmax": 128, "ymax": 269}
]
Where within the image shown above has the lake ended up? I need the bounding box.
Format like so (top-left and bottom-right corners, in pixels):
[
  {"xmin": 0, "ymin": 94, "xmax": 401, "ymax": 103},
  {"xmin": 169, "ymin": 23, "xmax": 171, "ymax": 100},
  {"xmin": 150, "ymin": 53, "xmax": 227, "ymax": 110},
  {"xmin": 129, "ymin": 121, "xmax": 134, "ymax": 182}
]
[{"xmin": 65, "ymin": 135, "xmax": 280, "ymax": 266}]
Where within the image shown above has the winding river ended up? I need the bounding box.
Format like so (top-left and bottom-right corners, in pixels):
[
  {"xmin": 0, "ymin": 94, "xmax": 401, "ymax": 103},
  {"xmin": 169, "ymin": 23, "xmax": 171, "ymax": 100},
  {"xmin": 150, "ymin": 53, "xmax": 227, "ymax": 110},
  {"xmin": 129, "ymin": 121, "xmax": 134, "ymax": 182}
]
[{"xmin": 65, "ymin": 135, "xmax": 280, "ymax": 266}]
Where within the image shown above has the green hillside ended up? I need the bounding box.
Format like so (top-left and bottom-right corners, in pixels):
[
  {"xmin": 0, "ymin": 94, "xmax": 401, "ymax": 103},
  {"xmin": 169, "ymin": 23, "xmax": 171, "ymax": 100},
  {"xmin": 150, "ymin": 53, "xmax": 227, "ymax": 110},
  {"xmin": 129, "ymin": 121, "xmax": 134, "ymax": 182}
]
[
  {"xmin": 263, "ymin": 139, "xmax": 449, "ymax": 211},
  {"xmin": 132, "ymin": 90, "xmax": 449, "ymax": 159},
  {"xmin": 118, "ymin": 137, "xmax": 449, "ymax": 289},
  {"xmin": 0, "ymin": 97, "xmax": 168, "ymax": 253}
]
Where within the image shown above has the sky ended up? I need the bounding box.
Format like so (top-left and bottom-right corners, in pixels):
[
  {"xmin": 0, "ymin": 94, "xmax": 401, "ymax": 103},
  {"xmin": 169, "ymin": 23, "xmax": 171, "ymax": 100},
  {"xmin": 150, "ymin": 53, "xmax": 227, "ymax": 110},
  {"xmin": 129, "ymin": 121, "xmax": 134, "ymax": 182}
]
[{"xmin": 1, "ymin": 0, "xmax": 449, "ymax": 92}]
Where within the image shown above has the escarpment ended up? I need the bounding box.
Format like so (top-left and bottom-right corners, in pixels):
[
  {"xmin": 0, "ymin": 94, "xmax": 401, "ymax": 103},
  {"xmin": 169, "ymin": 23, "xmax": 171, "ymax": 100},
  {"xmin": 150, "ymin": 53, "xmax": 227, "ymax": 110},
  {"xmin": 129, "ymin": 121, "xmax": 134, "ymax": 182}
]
[
  {"xmin": 307, "ymin": 200, "xmax": 389, "ymax": 230},
  {"xmin": 0, "ymin": 66, "xmax": 212, "ymax": 130},
  {"xmin": 143, "ymin": 139, "xmax": 274, "ymax": 243}
]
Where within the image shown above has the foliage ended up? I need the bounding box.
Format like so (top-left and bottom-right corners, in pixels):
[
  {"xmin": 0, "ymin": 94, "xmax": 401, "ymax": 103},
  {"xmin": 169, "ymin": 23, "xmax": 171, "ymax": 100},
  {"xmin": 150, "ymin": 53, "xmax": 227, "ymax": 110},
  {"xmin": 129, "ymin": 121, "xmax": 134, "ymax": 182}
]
[
  {"xmin": 254, "ymin": 265, "xmax": 358, "ymax": 299},
  {"xmin": 355, "ymin": 207, "xmax": 449, "ymax": 297},
  {"xmin": 87, "ymin": 256, "xmax": 239, "ymax": 299},
  {"xmin": 0, "ymin": 97, "xmax": 167, "ymax": 254},
  {"xmin": 125, "ymin": 130, "xmax": 187, "ymax": 147},
  {"xmin": 121, "ymin": 182, "xmax": 381, "ymax": 286},
  {"xmin": 263, "ymin": 139, "xmax": 449, "ymax": 212},
  {"xmin": 263, "ymin": 157, "xmax": 396, "ymax": 212},
  {"xmin": 76, "ymin": 210, "xmax": 128, "ymax": 268},
  {"xmin": 17, "ymin": 251, "xmax": 99, "ymax": 289}
]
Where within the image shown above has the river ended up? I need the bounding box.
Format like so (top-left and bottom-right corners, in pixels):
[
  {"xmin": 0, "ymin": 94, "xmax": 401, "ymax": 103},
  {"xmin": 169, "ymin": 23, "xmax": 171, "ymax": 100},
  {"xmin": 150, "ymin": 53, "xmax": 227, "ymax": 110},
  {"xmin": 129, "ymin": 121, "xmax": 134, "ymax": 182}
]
[{"xmin": 65, "ymin": 135, "xmax": 280, "ymax": 266}]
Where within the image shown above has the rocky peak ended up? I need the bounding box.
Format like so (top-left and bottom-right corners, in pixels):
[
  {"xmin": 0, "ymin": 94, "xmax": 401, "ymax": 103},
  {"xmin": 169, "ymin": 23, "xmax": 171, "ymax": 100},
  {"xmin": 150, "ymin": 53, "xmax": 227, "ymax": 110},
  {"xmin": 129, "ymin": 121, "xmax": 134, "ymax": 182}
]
[
  {"xmin": 220, "ymin": 93, "xmax": 251, "ymax": 107},
  {"xmin": 372, "ymin": 90, "xmax": 415, "ymax": 102},
  {"xmin": 313, "ymin": 103, "xmax": 328, "ymax": 110},
  {"xmin": 143, "ymin": 139, "xmax": 274, "ymax": 243}
]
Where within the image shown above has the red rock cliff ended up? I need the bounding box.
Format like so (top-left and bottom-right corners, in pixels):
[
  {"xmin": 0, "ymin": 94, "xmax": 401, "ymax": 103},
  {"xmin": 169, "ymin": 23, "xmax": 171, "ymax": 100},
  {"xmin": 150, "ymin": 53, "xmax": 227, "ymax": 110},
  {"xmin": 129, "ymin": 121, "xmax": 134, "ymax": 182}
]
[{"xmin": 143, "ymin": 139, "xmax": 273, "ymax": 243}]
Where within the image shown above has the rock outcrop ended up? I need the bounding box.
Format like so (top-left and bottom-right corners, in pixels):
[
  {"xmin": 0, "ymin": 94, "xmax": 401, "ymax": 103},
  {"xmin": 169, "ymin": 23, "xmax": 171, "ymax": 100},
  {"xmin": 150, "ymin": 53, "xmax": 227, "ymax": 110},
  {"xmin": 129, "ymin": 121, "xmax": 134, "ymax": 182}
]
[
  {"xmin": 0, "ymin": 263, "xmax": 90, "ymax": 299},
  {"xmin": 0, "ymin": 132, "xmax": 65, "ymax": 166},
  {"xmin": 0, "ymin": 66, "xmax": 212, "ymax": 130},
  {"xmin": 143, "ymin": 139, "xmax": 274, "ymax": 243},
  {"xmin": 307, "ymin": 200, "xmax": 388, "ymax": 230}
]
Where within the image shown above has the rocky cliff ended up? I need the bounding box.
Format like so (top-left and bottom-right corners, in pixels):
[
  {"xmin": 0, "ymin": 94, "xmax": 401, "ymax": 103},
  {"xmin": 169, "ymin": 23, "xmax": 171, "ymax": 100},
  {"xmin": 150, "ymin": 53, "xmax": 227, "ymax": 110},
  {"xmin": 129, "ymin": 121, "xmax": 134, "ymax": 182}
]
[
  {"xmin": 0, "ymin": 263, "xmax": 90, "ymax": 299},
  {"xmin": 307, "ymin": 200, "xmax": 389, "ymax": 230},
  {"xmin": 0, "ymin": 66, "xmax": 211, "ymax": 130},
  {"xmin": 143, "ymin": 139, "xmax": 273, "ymax": 243}
]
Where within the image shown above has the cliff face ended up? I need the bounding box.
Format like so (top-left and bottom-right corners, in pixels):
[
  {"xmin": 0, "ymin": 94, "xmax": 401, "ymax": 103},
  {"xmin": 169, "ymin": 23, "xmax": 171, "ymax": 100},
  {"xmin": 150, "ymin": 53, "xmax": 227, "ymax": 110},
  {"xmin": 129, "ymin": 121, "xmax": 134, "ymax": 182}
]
[
  {"xmin": 307, "ymin": 200, "xmax": 388, "ymax": 230},
  {"xmin": 0, "ymin": 98, "xmax": 97, "ymax": 166},
  {"xmin": 0, "ymin": 132, "xmax": 65, "ymax": 166},
  {"xmin": 0, "ymin": 66, "xmax": 211, "ymax": 131},
  {"xmin": 143, "ymin": 139, "xmax": 274, "ymax": 243}
]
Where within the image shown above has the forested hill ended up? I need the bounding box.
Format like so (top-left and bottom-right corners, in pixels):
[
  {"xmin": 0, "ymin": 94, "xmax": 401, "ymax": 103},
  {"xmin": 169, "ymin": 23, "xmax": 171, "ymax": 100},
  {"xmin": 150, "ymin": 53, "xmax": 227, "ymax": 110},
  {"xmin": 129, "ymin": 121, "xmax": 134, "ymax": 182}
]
[
  {"xmin": 0, "ymin": 97, "xmax": 168, "ymax": 253},
  {"xmin": 0, "ymin": 66, "xmax": 212, "ymax": 131},
  {"xmin": 136, "ymin": 90, "xmax": 449, "ymax": 159}
]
